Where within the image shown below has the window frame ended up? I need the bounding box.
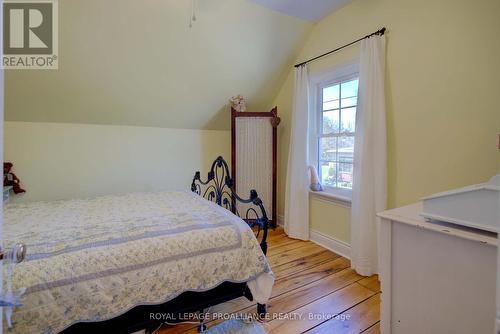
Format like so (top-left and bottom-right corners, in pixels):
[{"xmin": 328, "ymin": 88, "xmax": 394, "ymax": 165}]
[{"xmin": 314, "ymin": 69, "xmax": 359, "ymax": 199}]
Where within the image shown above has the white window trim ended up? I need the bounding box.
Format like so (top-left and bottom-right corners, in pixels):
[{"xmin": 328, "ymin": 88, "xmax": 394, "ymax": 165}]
[
  {"xmin": 309, "ymin": 62, "xmax": 359, "ymax": 203},
  {"xmin": 309, "ymin": 189, "xmax": 352, "ymax": 207}
]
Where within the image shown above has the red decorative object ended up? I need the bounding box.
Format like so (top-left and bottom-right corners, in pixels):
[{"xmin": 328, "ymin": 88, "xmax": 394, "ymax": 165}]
[{"xmin": 4, "ymin": 162, "xmax": 26, "ymax": 194}]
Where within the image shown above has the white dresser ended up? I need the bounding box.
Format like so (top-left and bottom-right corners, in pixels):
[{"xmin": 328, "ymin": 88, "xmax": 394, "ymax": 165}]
[{"xmin": 377, "ymin": 203, "xmax": 497, "ymax": 334}]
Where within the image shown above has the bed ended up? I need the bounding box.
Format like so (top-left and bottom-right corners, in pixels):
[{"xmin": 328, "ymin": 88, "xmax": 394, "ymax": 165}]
[{"xmin": 3, "ymin": 156, "xmax": 273, "ymax": 334}]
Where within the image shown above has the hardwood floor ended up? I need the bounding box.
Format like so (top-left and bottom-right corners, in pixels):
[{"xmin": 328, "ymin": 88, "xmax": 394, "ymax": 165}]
[{"xmin": 157, "ymin": 227, "xmax": 380, "ymax": 334}]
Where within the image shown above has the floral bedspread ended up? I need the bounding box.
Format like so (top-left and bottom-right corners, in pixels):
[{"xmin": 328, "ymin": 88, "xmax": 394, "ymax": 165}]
[{"xmin": 3, "ymin": 191, "xmax": 273, "ymax": 334}]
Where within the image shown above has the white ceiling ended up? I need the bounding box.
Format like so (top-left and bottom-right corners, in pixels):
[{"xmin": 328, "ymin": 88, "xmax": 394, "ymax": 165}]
[{"xmin": 249, "ymin": 0, "xmax": 353, "ymax": 22}]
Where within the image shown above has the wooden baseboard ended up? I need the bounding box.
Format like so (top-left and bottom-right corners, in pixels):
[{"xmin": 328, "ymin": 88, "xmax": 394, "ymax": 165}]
[
  {"xmin": 310, "ymin": 229, "xmax": 351, "ymax": 259},
  {"xmin": 277, "ymin": 214, "xmax": 284, "ymax": 227}
]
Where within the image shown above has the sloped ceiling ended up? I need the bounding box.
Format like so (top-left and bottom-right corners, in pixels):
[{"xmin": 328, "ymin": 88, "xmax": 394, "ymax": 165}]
[
  {"xmin": 250, "ymin": 0, "xmax": 352, "ymax": 22},
  {"xmin": 249, "ymin": 0, "xmax": 353, "ymax": 22},
  {"xmin": 5, "ymin": 0, "xmax": 312, "ymax": 130}
]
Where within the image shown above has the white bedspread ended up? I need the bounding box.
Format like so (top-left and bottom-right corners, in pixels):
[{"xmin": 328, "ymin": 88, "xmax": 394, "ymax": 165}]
[{"xmin": 3, "ymin": 191, "xmax": 274, "ymax": 334}]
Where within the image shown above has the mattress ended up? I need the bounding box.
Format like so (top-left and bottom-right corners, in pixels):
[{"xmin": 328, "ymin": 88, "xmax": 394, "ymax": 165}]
[{"xmin": 3, "ymin": 191, "xmax": 274, "ymax": 334}]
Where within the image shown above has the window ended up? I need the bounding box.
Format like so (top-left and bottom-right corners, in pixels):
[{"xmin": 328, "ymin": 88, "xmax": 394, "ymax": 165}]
[{"xmin": 317, "ymin": 76, "xmax": 358, "ymax": 194}]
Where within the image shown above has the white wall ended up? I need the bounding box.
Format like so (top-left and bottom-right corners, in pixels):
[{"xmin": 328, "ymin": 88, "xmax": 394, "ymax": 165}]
[{"xmin": 4, "ymin": 121, "xmax": 230, "ymax": 202}]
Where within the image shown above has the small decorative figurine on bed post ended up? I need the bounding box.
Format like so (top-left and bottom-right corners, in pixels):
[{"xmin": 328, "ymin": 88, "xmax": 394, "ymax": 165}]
[{"xmin": 4, "ymin": 162, "xmax": 26, "ymax": 194}]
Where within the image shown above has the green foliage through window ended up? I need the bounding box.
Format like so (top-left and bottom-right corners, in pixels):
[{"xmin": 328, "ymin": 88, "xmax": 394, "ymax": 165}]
[{"xmin": 318, "ymin": 78, "xmax": 358, "ymax": 190}]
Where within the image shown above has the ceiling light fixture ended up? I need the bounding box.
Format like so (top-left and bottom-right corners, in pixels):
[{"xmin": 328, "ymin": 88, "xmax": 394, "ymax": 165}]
[{"xmin": 189, "ymin": 0, "xmax": 197, "ymax": 28}]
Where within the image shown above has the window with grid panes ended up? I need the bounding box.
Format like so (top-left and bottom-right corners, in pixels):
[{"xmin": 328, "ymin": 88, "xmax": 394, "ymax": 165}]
[{"xmin": 318, "ymin": 77, "xmax": 358, "ymax": 192}]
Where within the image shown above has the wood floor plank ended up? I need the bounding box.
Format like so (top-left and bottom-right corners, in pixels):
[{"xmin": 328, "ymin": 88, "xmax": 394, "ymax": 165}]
[
  {"xmin": 207, "ymin": 257, "xmax": 352, "ymax": 317},
  {"xmin": 252, "ymin": 227, "xmax": 284, "ymax": 245},
  {"xmin": 267, "ymin": 229, "xmax": 287, "ymax": 239},
  {"xmin": 262, "ymin": 283, "xmax": 376, "ymax": 334},
  {"xmin": 267, "ymin": 239, "xmax": 312, "ymax": 257},
  {"xmin": 266, "ymin": 269, "xmax": 364, "ymax": 315},
  {"xmin": 357, "ymin": 275, "xmax": 380, "ymax": 293},
  {"xmin": 268, "ymin": 243, "xmax": 327, "ymax": 267},
  {"xmin": 179, "ymin": 266, "xmax": 364, "ymax": 334},
  {"xmin": 271, "ymin": 257, "xmax": 351, "ymax": 297},
  {"xmin": 268, "ymin": 236, "xmax": 302, "ymax": 250},
  {"xmin": 159, "ymin": 255, "xmax": 347, "ymax": 333},
  {"xmin": 157, "ymin": 231, "xmax": 381, "ymax": 334},
  {"xmin": 362, "ymin": 321, "xmax": 380, "ymax": 334},
  {"xmin": 157, "ymin": 323, "xmax": 193, "ymax": 334},
  {"xmin": 305, "ymin": 293, "xmax": 381, "ymax": 334},
  {"xmin": 224, "ymin": 268, "xmax": 362, "ymax": 321},
  {"xmin": 265, "ymin": 228, "xmax": 285, "ymax": 241},
  {"xmin": 272, "ymin": 250, "xmax": 340, "ymax": 279},
  {"xmin": 182, "ymin": 277, "xmax": 374, "ymax": 334}
]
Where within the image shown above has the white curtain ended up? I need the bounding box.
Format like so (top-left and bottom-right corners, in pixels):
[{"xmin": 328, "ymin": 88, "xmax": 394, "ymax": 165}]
[
  {"xmin": 351, "ymin": 35, "xmax": 387, "ymax": 276},
  {"xmin": 284, "ymin": 65, "xmax": 310, "ymax": 240}
]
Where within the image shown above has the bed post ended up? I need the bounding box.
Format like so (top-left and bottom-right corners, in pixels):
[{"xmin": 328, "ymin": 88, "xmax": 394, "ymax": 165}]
[
  {"xmin": 250, "ymin": 190, "xmax": 268, "ymax": 255},
  {"xmin": 191, "ymin": 157, "xmax": 269, "ymax": 255},
  {"xmin": 191, "ymin": 157, "xmax": 270, "ymax": 319},
  {"xmin": 257, "ymin": 303, "xmax": 267, "ymax": 319}
]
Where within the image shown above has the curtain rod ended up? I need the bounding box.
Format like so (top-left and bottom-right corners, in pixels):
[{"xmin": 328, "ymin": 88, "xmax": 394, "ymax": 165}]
[{"xmin": 294, "ymin": 27, "xmax": 386, "ymax": 68}]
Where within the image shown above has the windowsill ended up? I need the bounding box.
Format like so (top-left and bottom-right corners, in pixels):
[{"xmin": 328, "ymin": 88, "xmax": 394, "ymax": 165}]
[{"xmin": 309, "ymin": 189, "xmax": 352, "ymax": 207}]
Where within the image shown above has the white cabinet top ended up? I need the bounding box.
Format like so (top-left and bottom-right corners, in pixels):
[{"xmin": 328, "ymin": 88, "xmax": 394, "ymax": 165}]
[
  {"xmin": 378, "ymin": 202, "xmax": 498, "ymax": 247},
  {"xmin": 422, "ymin": 175, "xmax": 499, "ymax": 201},
  {"xmin": 421, "ymin": 175, "xmax": 499, "ymax": 233}
]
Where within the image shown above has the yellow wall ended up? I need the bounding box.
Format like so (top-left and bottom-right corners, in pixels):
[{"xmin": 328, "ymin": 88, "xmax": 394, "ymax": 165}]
[
  {"xmin": 274, "ymin": 0, "xmax": 500, "ymax": 243},
  {"xmin": 4, "ymin": 0, "xmax": 310, "ymax": 203},
  {"xmin": 309, "ymin": 196, "xmax": 351, "ymax": 244},
  {"xmin": 5, "ymin": 122, "xmax": 230, "ymax": 202},
  {"xmin": 5, "ymin": 0, "xmax": 311, "ymax": 130}
]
